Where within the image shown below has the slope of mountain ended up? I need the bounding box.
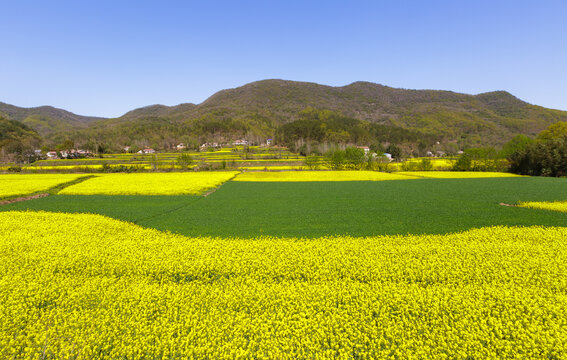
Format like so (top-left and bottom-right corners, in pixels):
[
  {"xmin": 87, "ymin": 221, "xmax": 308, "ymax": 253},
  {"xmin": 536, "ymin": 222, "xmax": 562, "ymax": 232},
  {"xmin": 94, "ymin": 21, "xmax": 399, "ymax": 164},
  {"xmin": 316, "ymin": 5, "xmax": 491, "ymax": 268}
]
[
  {"xmin": 0, "ymin": 115, "xmax": 41, "ymax": 156},
  {"xmin": 75, "ymin": 80, "xmax": 565, "ymax": 150},
  {"xmin": 0, "ymin": 102, "xmax": 105, "ymax": 137},
  {"xmin": 3, "ymin": 80, "xmax": 567, "ymax": 153}
]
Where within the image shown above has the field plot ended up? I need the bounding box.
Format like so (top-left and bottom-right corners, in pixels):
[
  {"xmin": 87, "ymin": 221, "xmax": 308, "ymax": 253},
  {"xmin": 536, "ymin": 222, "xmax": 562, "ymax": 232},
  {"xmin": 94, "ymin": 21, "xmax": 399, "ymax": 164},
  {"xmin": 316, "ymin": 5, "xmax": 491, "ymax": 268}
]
[
  {"xmin": 519, "ymin": 200, "xmax": 567, "ymax": 213},
  {"xmin": 1, "ymin": 211, "xmax": 565, "ymax": 358},
  {"xmin": 398, "ymin": 171, "xmax": 523, "ymax": 179},
  {"xmin": 234, "ymin": 170, "xmax": 418, "ymax": 182},
  {"xmin": 58, "ymin": 171, "xmax": 239, "ymax": 195},
  {"xmin": 0, "ymin": 174, "xmax": 89, "ymax": 199},
  {"xmin": 6, "ymin": 177, "xmax": 567, "ymax": 238}
]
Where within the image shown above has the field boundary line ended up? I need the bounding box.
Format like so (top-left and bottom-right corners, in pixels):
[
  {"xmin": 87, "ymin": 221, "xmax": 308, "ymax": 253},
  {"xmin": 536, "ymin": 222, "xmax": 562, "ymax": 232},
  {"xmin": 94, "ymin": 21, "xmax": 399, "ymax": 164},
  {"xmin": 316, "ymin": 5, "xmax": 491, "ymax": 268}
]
[
  {"xmin": 0, "ymin": 175, "xmax": 96, "ymax": 203},
  {"xmin": 0, "ymin": 193, "xmax": 50, "ymax": 205},
  {"xmin": 202, "ymin": 171, "xmax": 241, "ymax": 197},
  {"xmin": 48, "ymin": 175, "xmax": 97, "ymax": 195},
  {"xmin": 131, "ymin": 198, "xmax": 200, "ymax": 224},
  {"xmin": 133, "ymin": 173, "xmax": 240, "ymax": 225}
]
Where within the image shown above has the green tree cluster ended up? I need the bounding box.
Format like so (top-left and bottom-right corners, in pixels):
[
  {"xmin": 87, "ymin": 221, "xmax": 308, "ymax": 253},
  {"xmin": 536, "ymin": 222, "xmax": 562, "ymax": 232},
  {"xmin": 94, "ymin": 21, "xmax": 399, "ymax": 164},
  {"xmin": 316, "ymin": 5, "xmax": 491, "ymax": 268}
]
[
  {"xmin": 508, "ymin": 122, "xmax": 567, "ymax": 177},
  {"xmin": 453, "ymin": 147, "xmax": 506, "ymax": 172}
]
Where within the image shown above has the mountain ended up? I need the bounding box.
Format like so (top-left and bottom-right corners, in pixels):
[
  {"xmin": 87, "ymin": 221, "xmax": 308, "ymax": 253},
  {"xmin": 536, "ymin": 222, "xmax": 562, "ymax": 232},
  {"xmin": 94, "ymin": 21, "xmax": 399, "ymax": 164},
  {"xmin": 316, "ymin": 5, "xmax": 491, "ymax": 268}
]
[
  {"xmin": 0, "ymin": 115, "xmax": 41, "ymax": 162},
  {"xmin": 3, "ymin": 80, "xmax": 567, "ymax": 153},
  {"xmin": 0, "ymin": 102, "xmax": 105, "ymax": 137}
]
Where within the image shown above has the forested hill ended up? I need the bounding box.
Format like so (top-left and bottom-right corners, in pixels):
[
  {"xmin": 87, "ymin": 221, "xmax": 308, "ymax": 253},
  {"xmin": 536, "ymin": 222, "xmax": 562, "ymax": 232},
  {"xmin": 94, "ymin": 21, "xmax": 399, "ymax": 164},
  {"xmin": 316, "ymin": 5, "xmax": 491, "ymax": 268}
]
[
  {"xmin": 0, "ymin": 102, "xmax": 104, "ymax": 137},
  {"xmin": 3, "ymin": 80, "xmax": 567, "ymax": 153}
]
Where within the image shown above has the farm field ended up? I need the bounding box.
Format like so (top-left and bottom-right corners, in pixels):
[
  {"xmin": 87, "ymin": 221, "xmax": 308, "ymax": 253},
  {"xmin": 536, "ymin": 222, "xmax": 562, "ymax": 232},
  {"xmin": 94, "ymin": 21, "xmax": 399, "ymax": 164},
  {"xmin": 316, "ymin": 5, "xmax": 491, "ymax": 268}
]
[
  {"xmin": 10, "ymin": 147, "xmax": 306, "ymax": 173},
  {"xmin": 0, "ymin": 174, "xmax": 91, "ymax": 199},
  {"xmin": 2, "ymin": 172, "xmax": 567, "ymax": 358},
  {"xmin": 58, "ymin": 172, "xmax": 239, "ymax": 195},
  {"xmin": 4, "ymin": 176, "xmax": 567, "ymax": 238},
  {"xmin": 1, "ymin": 211, "xmax": 566, "ymax": 358},
  {"xmin": 233, "ymin": 170, "xmax": 419, "ymax": 182}
]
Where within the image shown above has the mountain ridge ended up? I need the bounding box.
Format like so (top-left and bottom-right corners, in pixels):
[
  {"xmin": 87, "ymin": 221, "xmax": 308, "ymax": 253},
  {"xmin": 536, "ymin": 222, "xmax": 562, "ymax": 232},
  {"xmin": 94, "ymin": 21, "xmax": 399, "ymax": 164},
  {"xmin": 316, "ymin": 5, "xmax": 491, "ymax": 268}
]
[{"xmin": 2, "ymin": 79, "xmax": 567, "ymax": 152}]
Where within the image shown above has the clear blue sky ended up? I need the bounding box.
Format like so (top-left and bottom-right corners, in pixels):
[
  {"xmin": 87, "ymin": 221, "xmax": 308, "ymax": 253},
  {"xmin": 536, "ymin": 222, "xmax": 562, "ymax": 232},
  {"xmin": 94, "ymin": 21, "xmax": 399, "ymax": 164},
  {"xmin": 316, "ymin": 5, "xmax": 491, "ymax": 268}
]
[{"xmin": 1, "ymin": 0, "xmax": 566, "ymax": 117}]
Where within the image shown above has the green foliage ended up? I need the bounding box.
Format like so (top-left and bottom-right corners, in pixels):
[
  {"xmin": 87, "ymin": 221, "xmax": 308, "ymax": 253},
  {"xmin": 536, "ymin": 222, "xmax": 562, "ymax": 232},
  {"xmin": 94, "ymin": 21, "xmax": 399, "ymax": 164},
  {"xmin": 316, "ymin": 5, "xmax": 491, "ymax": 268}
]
[
  {"xmin": 0, "ymin": 116, "xmax": 41, "ymax": 163},
  {"xmin": 509, "ymin": 137, "xmax": 567, "ymax": 177},
  {"xmin": 453, "ymin": 147, "xmax": 505, "ymax": 172},
  {"xmin": 509, "ymin": 122, "xmax": 567, "ymax": 177},
  {"xmin": 537, "ymin": 121, "xmax": 567, "ymax": 141},
  {"xmin": 386, "ymin": 144, "xmax": 402, "ymax": 160},
  {"xmin": 344, "ymin": 147, "xmax": 365, "ymax": 170},
  {"xmin": 100, "ymin": 164, "xmax": 145, "ymax": 173},
  {"xmin": 325, "ymin": 148, "xmax": 346, "ymax": 170},
  {"xmin": 323, "ymin": 146, "xmax": 367, "ymax": 170},
  {"xmin": 176, "ymin": 153, "xmax": 194, "ymax": 170},
  {"xmin": 500, "ymin": 134, "xmax": 534, "ymax": 159},
  {"xmin": 7, "ymin": 166, "xmax": 22, "ymax": 173},
  {"xmin": 304, "ymin": 154, "xmax": 321, "ymax": 170}
]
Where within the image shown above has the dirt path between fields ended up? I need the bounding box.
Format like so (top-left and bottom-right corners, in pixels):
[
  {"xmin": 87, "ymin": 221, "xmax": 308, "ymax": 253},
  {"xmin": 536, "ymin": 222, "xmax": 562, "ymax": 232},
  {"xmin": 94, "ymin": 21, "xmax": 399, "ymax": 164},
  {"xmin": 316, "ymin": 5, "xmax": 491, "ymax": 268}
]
[{"xmin": 0, "ymin": 193, "xmax": 49, "ymax": 205}]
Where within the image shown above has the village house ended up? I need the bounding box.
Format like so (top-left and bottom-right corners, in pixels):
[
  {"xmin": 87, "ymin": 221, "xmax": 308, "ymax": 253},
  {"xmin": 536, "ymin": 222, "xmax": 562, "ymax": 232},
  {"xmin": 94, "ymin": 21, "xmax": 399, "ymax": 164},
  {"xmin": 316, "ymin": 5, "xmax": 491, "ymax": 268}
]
[
  {"xmin": 357, "ymin": 146, "xmax": 370, "ymax": 154},
  {"xmin": 137, "ymin": 148, "xmax": 156, "ymax": 154},
  {"xmin": 176, "ymin": 143, "xmax": 186, "ymax": 150},
  {"xmin": 233, "ymin": 139, "xmax": 248, "ymax": 146},
  {"xmin": 200, "ymin": 142, "xmax": 219, "ymax": 150}
]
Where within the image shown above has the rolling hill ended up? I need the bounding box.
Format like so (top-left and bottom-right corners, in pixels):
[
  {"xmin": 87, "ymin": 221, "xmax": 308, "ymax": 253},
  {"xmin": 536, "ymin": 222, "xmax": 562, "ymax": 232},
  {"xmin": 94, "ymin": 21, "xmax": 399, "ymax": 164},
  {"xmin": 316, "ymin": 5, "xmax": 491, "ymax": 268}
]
[
  {"xmin": 3, "ymin": 80, "xmax": 567, "ymax": 153},
  {"xmin": 0, "ymin": 102, "xmax": 104, "ymax": 137}
]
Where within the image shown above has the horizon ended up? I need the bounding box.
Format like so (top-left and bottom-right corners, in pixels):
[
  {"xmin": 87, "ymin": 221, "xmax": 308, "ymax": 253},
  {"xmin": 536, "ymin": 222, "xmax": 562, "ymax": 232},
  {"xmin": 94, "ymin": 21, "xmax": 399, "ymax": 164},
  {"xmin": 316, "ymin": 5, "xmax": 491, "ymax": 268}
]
[{"xmin": 1, "ymin": 0, "xmax": 566, "ymax": 117}]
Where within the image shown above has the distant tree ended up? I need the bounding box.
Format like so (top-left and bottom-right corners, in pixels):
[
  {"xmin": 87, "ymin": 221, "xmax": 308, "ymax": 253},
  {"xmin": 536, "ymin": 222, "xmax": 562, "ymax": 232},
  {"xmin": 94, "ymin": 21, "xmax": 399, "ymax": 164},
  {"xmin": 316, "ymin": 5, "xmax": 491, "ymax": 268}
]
[
  {"xmin": 453, "ymin": 147, "xmax": 504, "ymax": 171},
  {"xmin": 509, "ymin": 136, "xmax": 567, "ymax": 177},
  {"xmin": 304, "ymin": 154, "xmax": 321, "ymax": 170},
  {"xmin": 177, "ymin": 153, "xmax": 194, "ymax": 170},
  {"xmin": 500, "ymin": 134, "xmax": 534, "ymax": 159},
  {"xmin": 325, "ymin": 149, "xmax": 346, "ymax": 170},
  {"xmin": 344, "ymin": 147, "xmax": 365, "ymax": 169},
  {"xmin": 537, "ymin": 122, "xmax": 567, "ymax": 141},
  {"xmin": 386, "ymin": 144, "xmax": 402, "ymax": 160}
]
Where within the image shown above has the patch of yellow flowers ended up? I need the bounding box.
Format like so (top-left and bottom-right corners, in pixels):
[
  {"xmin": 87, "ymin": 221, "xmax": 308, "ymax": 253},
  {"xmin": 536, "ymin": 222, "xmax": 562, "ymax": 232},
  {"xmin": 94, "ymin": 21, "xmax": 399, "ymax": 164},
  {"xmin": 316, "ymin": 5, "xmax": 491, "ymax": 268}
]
[
  {"xmin": 398, "ymin": 171, "xmax": 523, "ymax": 179},
  {"xmin": 518, "ymin": 200, "xmax": 567, "ymax": 213},
  {"xmin": 1, "ymin": 211, "xmax": 566, "ymax": 358},
  {"xmin": 58, "ymin": 171, "xmax": 239, "ymax": 195},
  {"xmin": 234, "ymin": 170, "xmax": 418, "ymax": 182},
  {"xmin": 0, "ymin": 174, "xmax": 87, "ymax": 198}
]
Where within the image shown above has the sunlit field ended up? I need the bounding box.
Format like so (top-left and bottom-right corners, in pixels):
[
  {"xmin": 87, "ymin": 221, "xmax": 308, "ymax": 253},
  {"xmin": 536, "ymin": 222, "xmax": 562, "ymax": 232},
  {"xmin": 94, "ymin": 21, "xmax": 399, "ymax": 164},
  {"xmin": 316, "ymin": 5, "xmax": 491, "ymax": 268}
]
[
  {"xmin": 234, "ymin": 170, "xmax": 418, "ymax": 182},
  {"xmin": 1, "ymin": 211, "xmax": 565, "ymax": 358},
  {"xmin": 397, "ymin": 171, "xmax": 524, "ymax": 179},
  {"xmin": 0, "ymin": 174, "xmax": 88, "ymax": 198},
  {"xmin": 58, "ymin": 172, "xmax": 239, "ymax": 195},
  {"xmin": 519, "ymin": 200, "xmax": 567, "ymax": 213}
]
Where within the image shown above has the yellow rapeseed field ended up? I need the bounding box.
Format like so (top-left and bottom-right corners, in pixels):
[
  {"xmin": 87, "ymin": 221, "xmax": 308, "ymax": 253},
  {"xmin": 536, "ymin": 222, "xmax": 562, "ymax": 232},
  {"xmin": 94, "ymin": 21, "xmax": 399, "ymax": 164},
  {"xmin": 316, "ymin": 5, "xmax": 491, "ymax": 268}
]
[
  {"xmin": 234, "ymin": 170, "xmax": 418, "ymax": 182},
  {"xmin": 518, "ymin": 200, "xmax": 567, "ymax": 213},
  {"xmin": 397, "ymin": 171, "xmax": 524, "ymax": 179},
  {"xmin": 0, "ymin": 174, "xmax": 87, "ymax": 198},
  {"xmin": 391, "ymin": 158, "xmax": 456, "ymax": 171},
  {"xmin": 1, "ymin": 211, "xmax": 566, "ymax": 359},
  {"xmin": 58, "ymin": 171, "xmax": 239, "ymax": 195}
]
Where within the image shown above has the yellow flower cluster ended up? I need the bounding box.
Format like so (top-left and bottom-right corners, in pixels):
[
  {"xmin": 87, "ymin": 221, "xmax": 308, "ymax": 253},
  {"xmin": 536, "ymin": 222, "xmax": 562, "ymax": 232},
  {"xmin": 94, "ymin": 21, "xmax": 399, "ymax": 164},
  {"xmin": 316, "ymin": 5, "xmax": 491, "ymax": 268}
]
[
  {"xmin": 1, "ymin": 211, "xmax": 565, "ymax": 358},
  {"xmin": 518, "ymin": 200, "xmax": 567, "ymax": 213},
  {"xmin": 0, "ymin": 174, "xmax": 87, "ymax": 198},
  {"xmin": 398, "ymin": 171, "xmax": 523, "ymax": 179},
  {"xmin": 234, "ymin": 170, "xmax": 418, "ymax": 182},
  {"xmin": 58, "ymin": 171, "xmax": 239, "ymax": 195},
  {"xmin": 391, "ymin": 158, "xmax": 456, "ymax": 171}
]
